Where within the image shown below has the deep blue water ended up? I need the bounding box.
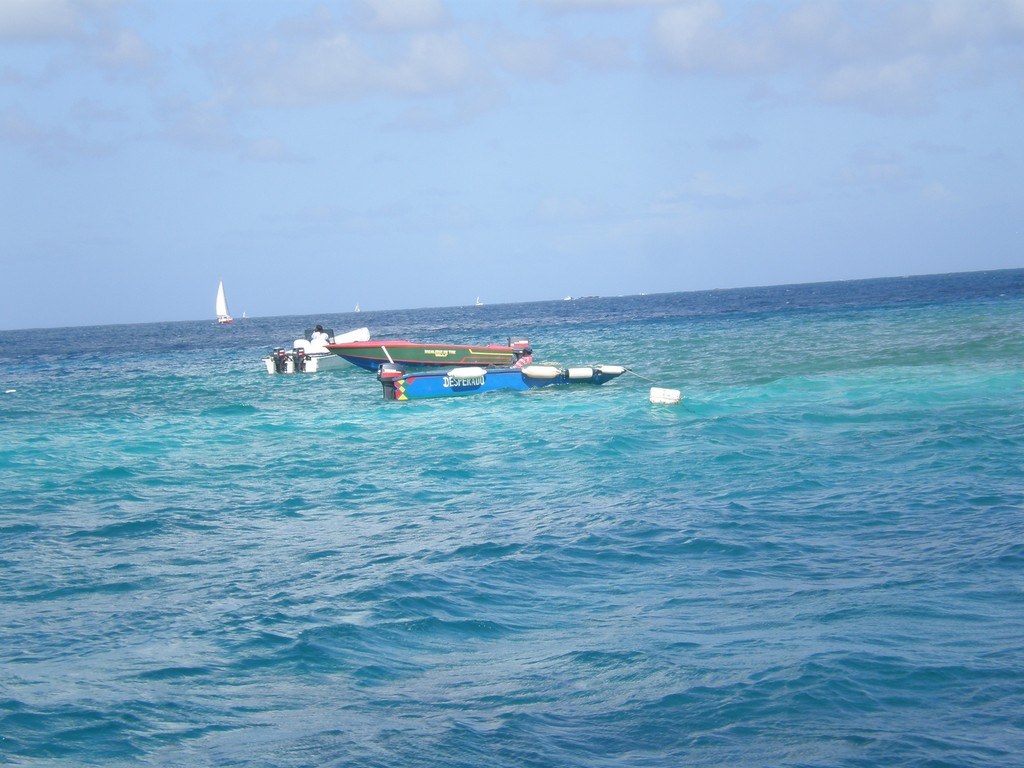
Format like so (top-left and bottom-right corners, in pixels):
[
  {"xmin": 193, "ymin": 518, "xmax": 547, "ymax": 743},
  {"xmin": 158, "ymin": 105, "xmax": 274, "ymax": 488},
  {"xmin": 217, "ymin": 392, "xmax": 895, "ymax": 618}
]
[{"xmin": 2, "ymin": 269, "xmax": 1023, "ymax": 767}]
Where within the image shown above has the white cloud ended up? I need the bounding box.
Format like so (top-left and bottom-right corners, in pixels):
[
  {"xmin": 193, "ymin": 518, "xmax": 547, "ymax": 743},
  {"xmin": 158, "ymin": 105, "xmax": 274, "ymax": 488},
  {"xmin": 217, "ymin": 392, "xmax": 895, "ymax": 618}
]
[
  {"xmin": 494, "ymin": 36, "xmax": 562, "ymax": 79},
  {"xmin": 244, "ymin": 137, "xmax": 305, "ymax": 164},
  {"xmin": 535, "ymin": 0, "xmax": 674, "ymax": 10},
  {"xmin": 905, "ymin": 0, "xmax": 1024, "ymax": 48},
  {"xmin": 356, "ymin": 0, "xmax": 447, "ymax": 30},
  {"xmin": 651, "ymin": 0, "xmax": 1024, "ymax": 114},
  {"xmin": 650, "ymin": 172, "xmax": 747, "ymax": 214},
  {"xmin": 0, "ymin": 0, "xmax": 155, "ymax": 88},
  {"xmin": 211, "ymin": 26, "xmax": 476, "ymax": 107},
  {"xmin": 0, "ymin": 106, "xmax": 87, "ymax": 161},
  {"xmin": 538, "ymin": 195, "xmax": 593, "ymax": 220},
  {"xmin": 570, "ymin": 35, "xmax": 632, "ymax": 70},
  {"xmin": 832, "ymin": 148, "xmax": 909, "ymax": 189},
  {"xmin": 493, "ymin": 31, "xmax": 631, "ymax": 81},
  {"xmin": 159, "ymin": 98, "xmax": 238, "ymax": 152},
  {"xmin": 923, "ymin": 181, "xmax": 952, "ymax": 201},
  {"xmin": 653, "ymin": 0, "xmax": 721, "ymax": 68},
  {"xmin": 708, "ymin": 133, "xmax": 758, "ymax": 152},
  {"xmin": 653, "ymin": 1, "xmax": 773, "ymax": 73},
  {"xmin": 817, "ymin": 55, "xmax": 935, "ymax": 114},
  {"xmin": 681, "ymin": 170, "xmax": 747, "ymax": 205},
  {"xmin": 0, "ymin": 107, "xmax": 40, "ymax": 142},
  {"xmin": 99, "ymin": 27, "xmax": 154, "ymax": 69},
  {"xmin": 0, "ymin": 0, "xmax": 79, "ymax": 39},
  {"xmin": 380, "ymin": 32, "xmax": 475, "ymax": 94},
  {"xmin": 0, "ymin": 0, "xmax": 129, "ymax": 41}
]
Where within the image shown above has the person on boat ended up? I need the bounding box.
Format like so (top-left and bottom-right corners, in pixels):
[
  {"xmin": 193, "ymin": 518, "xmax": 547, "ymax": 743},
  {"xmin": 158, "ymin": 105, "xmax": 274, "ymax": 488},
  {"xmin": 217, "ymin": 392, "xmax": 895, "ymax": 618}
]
[
  {"xmin": 310, "ymin": 325, "xmax": 329, "ymax": 344},
  {"xmin": 513, "ymin": 346, "xmax": 533, "ymax": 368}
]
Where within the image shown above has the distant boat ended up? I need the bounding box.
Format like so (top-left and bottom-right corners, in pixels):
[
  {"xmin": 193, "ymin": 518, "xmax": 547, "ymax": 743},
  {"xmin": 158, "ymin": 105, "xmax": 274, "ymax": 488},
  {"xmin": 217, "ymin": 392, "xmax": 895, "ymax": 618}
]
[
  {"xmin": 354, "ymin": 304, "xmax": 361, "ymax": 313},
  {"xmin": 216, "ymin": 280, "xmax": 233, "ymax": 324},
  {"xmin": 475, "ymin": 296, "xmax": 483, "ymax": 307}
]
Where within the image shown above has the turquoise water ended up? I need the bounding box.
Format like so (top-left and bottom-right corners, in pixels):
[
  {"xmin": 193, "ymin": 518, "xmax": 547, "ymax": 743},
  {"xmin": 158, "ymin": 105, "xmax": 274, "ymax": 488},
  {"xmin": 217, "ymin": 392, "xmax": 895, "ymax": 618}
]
[{"xmin": 2, "ymin": 270, "xmax": 1023, "ymax": 767}]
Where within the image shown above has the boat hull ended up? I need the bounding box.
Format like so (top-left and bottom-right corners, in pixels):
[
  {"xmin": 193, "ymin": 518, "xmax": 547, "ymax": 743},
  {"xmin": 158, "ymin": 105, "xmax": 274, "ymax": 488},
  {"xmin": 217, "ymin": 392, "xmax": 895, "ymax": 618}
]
[
  {"xmin": 379, "ymin": 364, "xmax": 628, "ymax": 400},
  {"xmin": 327, "ymin": 340, "xmax": 521, "ymax": 371}
]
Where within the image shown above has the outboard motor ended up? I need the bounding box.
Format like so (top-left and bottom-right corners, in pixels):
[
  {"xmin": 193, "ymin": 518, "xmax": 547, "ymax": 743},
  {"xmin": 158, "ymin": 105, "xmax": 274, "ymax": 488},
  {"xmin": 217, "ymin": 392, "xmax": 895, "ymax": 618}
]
[
  {"xmin": 273, "ymin": 348, "xmax": 289, "ymax": 373},
  {"xmin": 292, "ymin": 346, "xmax": 308, "ymax": 373},
  {"xmin": 377, "ymin": 363, "xmax": 405, "ymax": 400}
]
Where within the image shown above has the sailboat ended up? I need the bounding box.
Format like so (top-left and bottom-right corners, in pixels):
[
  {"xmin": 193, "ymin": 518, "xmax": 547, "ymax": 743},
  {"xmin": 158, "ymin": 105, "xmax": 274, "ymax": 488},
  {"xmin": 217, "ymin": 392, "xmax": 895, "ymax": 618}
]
[
  {"xmin": 216, "ymin": 279, "xmax": 233, "ymax": 324},
  {"xmin": 354, "ymin": 304, "xmax": 361, "ymax": 313},
  {"xmin": 475, "ymin": 296, "xmax": 483, "ymax": 307}
]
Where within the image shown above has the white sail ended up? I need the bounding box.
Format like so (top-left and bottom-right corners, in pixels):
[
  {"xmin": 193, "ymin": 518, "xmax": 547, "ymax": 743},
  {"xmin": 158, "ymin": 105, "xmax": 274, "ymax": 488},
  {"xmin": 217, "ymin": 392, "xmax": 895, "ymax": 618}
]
[{"xmin": 216, "ymin": 280, "xmax": 232, "ymax": 324}]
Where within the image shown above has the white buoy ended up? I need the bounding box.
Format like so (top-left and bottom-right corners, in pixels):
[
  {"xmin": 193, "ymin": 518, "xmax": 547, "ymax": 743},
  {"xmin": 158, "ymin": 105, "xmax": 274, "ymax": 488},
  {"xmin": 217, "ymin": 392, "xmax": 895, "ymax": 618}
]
[
  {"xmin": 521, "ymin": 364, "xmax": 562, "ymax": 379},
  {"xmin": 649, "ymin": 387, "xmax": 681, "ymax": 405},
  {"xmin": 4, "ymin": 389, "xmax": 15, "ymax": 394}
]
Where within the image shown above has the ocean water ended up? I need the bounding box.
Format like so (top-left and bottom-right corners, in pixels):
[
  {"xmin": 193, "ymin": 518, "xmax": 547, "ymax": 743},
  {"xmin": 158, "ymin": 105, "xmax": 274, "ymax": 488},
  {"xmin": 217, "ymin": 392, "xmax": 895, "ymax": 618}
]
[{"xmin": 1, "ymin": 269, "xmax": 1023, "ymax": 767}]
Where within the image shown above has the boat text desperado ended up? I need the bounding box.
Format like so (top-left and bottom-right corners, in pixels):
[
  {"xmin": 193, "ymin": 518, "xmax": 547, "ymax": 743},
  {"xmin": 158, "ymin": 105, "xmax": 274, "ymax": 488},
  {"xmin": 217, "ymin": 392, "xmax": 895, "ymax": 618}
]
[{"xmin": 377, "ymin": 362, "xmax": 628, "ymax": 400}]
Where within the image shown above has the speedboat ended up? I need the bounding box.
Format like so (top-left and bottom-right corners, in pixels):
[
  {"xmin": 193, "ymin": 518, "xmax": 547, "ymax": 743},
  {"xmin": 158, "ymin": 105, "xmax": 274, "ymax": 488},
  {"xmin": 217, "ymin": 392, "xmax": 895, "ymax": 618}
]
[
  {"xmin": 264, "ymin": 327, "xmax": 370, "ymax": 373},
  {"xmin": 327, "ymin": 337, "xmax": 531, "ymax": 372},
  {"xmin": 377, "ymin": 362, "xmax": 628, "ymax": 400}
]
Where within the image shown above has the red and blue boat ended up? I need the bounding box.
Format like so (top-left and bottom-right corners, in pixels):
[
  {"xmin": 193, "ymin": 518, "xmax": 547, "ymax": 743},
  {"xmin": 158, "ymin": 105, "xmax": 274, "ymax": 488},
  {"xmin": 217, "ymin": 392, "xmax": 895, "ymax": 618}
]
[
  {"xmin": 326, "ymin": 337, "xmax": 530, "ymax": 371},
  {"xmin": 377, "ymin": 362, "xmax": 629, "ymax": 400}
]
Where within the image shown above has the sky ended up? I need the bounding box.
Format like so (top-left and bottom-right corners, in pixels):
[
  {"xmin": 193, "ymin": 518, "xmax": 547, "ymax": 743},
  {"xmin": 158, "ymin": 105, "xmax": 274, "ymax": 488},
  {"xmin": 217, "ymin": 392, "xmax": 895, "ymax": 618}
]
[{"xmin": 2, "ymin": 0, "xmax": 1022, "ymax": 330}]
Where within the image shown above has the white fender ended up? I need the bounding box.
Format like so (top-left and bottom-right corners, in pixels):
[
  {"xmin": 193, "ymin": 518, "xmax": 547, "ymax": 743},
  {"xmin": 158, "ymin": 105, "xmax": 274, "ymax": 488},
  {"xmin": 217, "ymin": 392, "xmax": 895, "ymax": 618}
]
[
  {"xmin": 448, "ymin": 367, "xmax": 487, "ymax": 378},
  {"xmin": 521, "ymin": 364, "xmax": 562, "ymax": 379},
  {"xmin": 596, "ymin": 364, "xmax": 626, "ymax": 376},
  {"xmin": 567, "ymin": 366, "xmax": 595, "ymax": 379}
]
